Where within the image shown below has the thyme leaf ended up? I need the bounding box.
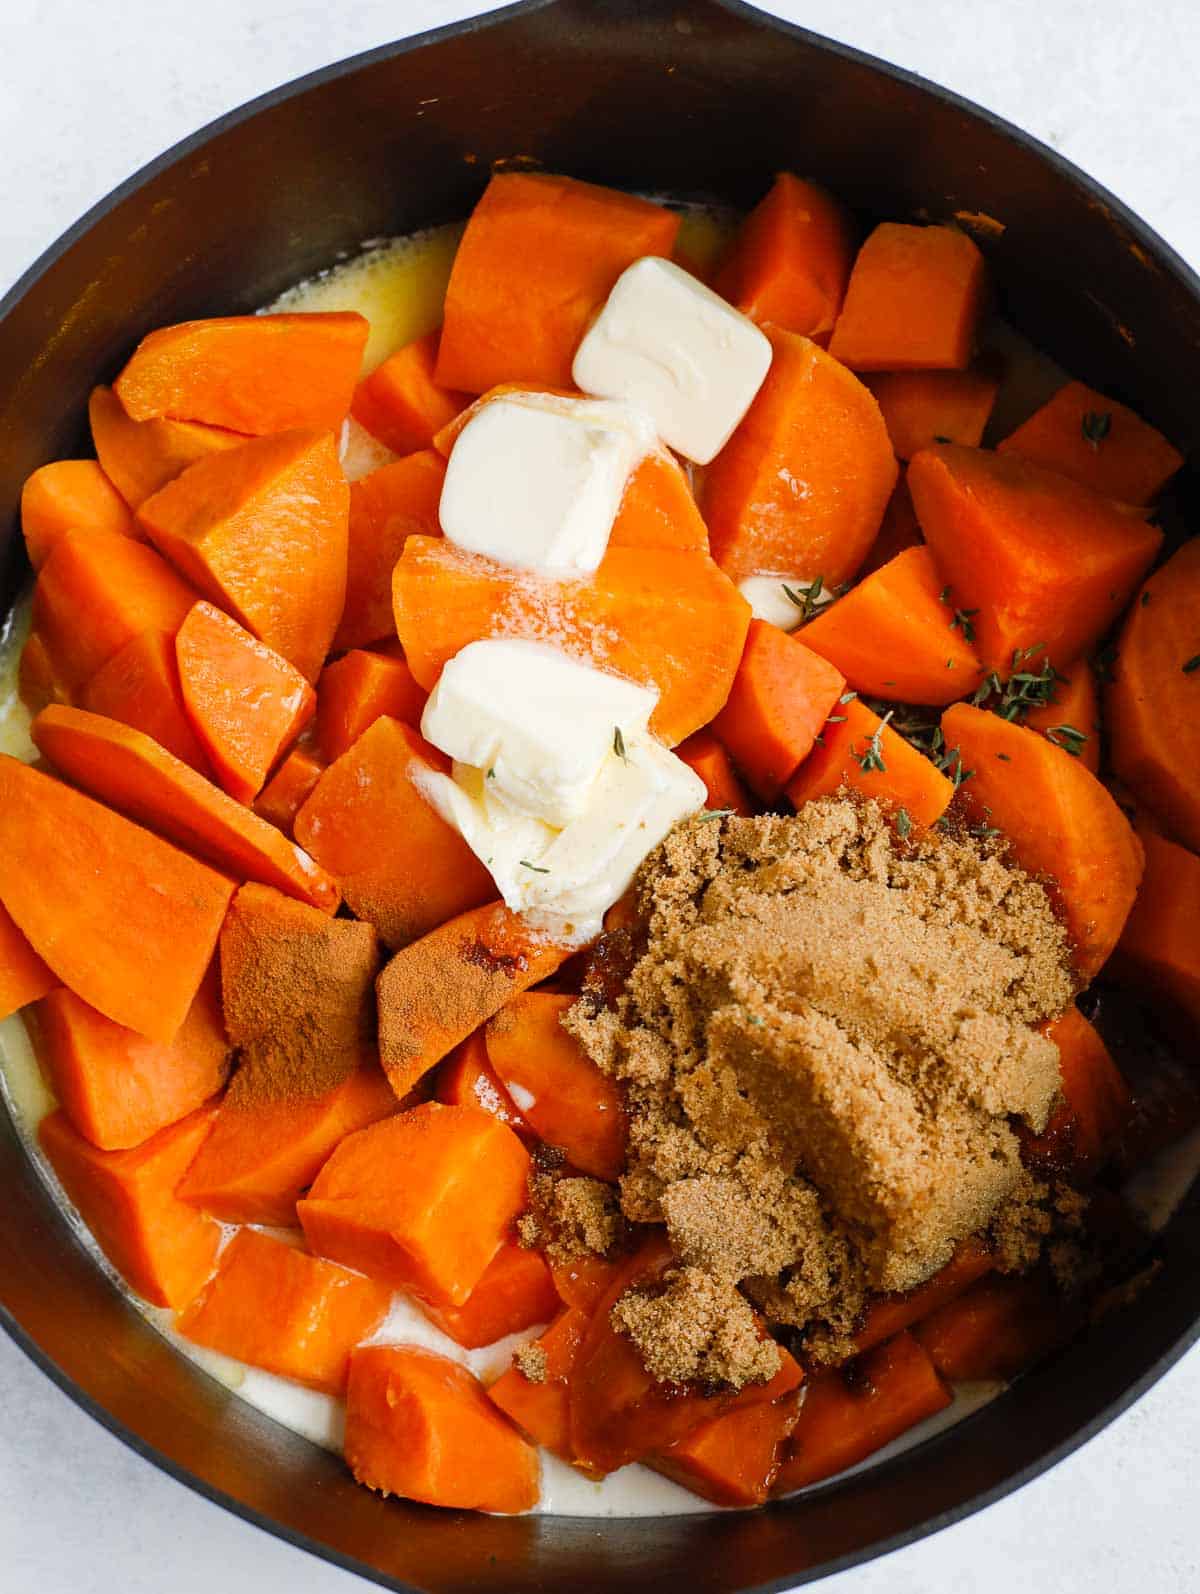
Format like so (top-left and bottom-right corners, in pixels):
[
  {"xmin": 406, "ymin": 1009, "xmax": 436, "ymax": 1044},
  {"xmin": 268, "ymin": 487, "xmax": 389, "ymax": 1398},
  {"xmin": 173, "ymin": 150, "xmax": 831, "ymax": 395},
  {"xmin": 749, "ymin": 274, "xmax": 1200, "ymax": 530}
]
[
  {"xmin": 699, "ymin": 807, "xmax": 734, "ymax": 822},
  {"xmin": 781, "ymin": 575, "xmax": 829, "ymax": 624},
  {"xmin": 855, "ymin": 711, "xmax": 892, "ymax": 774},
  {"xmin": 895, "ymin": 807, "xmax": 912, "ymax": 839},
  {"xmin": 1045, "ymin": 723, "xmax": 1089, "ymax": 758},
  {"xmin": 1183, "ymin": 655, "xmax": 1200, "ymax": 675},
  {"xmin": 520, "ymin": 859, "xmax": 551, "ymax": 873},
  {"xmin": 613, "ymin": 725, "xmax": 627, "ymax": 761}
]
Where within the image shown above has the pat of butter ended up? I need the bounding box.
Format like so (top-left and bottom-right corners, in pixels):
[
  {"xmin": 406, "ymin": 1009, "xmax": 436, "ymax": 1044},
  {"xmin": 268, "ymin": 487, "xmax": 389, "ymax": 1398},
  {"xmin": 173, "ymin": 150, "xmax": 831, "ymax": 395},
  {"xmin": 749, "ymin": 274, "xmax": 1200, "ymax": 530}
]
[
  {"xmin": 572, "ymin": 256, "xmax": 772, "ymax": 465},
  {"xmin": 738, "ymin": 575, "xmax": 835, "ymax": 632},
  {"xmin": 420, "ymin": 638, "xmax": 658, "ymax": 829},
  {"xmin": 418, "ymin": 729, "xmax": 705, "ymax": 945},
  {"xmin": 439, "ymin": 392, "xmax": 656, "ymax": 574}
]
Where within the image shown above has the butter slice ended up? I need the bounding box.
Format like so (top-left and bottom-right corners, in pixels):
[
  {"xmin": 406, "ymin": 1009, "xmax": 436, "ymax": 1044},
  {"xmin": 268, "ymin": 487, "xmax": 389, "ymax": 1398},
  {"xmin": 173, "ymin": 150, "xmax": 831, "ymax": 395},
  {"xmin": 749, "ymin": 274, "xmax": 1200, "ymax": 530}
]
[
  {"xmin": 572, "ymin": 256, "xmax": 772, "ymax": 465},
  {"xmin": 439, "ymin": 392, "xmax": 655, "ymax": 574},
  {"xmin": 420, "ymin": 638, "xmax": 658, "ymax": 829}
]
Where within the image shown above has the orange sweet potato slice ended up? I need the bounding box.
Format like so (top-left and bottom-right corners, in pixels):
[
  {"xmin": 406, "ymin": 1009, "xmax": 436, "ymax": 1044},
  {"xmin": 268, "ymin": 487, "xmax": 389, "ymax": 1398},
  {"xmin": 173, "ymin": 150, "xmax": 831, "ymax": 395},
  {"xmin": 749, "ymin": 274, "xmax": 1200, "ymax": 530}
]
[
  {"xmin": 548, "ymin": 1253, "xmax": 621, "ymax": 1314},
  {"xmin": 346, "ymin": 1344, "xmax": 540, "ymax": 1513},
  {"xmin": 176, "ymin": 600, "xmax": 316, "ymax": 803},
  {"xmin": 393, "ymin": 536, "xmax": 750, "ymax": 748},
  {"xmin": 701, "ymin": 326, "xmax": 897, "ymax": 587},
  {"xmin": 436, "ymin": 1029, "xmax": 528, "ymax": 1133},
  {"xmin": 0, "ymin": 902, "xmax": 56, "ymax": 1021},
  {"xmin": 421, "ymin": 1240, "xmax": 559, "ymax": 1350},
  {"xmin": 484, "ymin": 992, "xmax": 628, "ymax": 1181},
  {"xmin": 651, "ymin": 1390, "xmax": 805, "ymax": 1508},
  {"xmin": 39, "ymin": 1105, "xmax": 221, "ymax": 1307},
  {"xmin": 828, "ymin": 223, "xmax": 987, "ymax": 370},
  {"xmin": 316, "ymin": 649, "xmax": 427, "ymax": 763},
  {"xmin": 253, "ymin": 743, "xmax": 325, "ymax": 837},
  {"xmin": 714, "ymin": 172, "xmax": 854, "ymax": 338},
  {"xmin": 569, "ymin": 1235, "xmax": 803, "ymax": 1476},
  {"xmin": 80, "ymin": 629, "xmax": 212, "ymax": 774},
  {"xmin": 1019, "ymin": 1007, "xmax": 1131, "ymax": 1178},
  {"xmin": 33, "ymin": 528, "xmax": 197, "ymax": 691},
  {"xmin": 849, "ymin": 1237, "xmax": 995, "ymax": 1358},
  {"xmin": 17, "ymin": 632, "xmax": 71, "ymax": 715},
  {"xmin": 21, "ymin": 458, "xmax": 136, "ymax": 569},
  {"xmin": 941, "ymin": 702, "xmax": 1143, "ymax": 978},
  {"xmin": 298, "ymin": 1102, "xmax": 529, "ymax": 1304},
  {"xmin": 1112, "ymin": 825, "xmax": 1200, "ymax": 1036},
  {"xmin": 800, "ymin": 546, "xmax": 985, "ymax": 706},
  {"xmin": 114, "ymin": 312, "xmax": 369, "ymax": 434},
  {"xmin": 178, "ymin": 1064, "xmax": 397, "ymax": 1226},
  {"xmin": 997, "ymin": 380, "xmax": 1183, "ymax": 505},
  {"xmin": 219, "ymin": 881, "xmax": 379, "ymax": 1094},
  {"xmin": 0, "ymin": 756, "xmax": 234, "ymax": 1044},
  {"xmin": 772, "ymin": 1331, "xmax": 950, "ymax": 1493},
  {"xmin": 860, "ymin": 477, "xmax": 923, "ymax": 578},
  {"xmin": 1106, "ymin": 538, "xmax": 1200, "ymax": 853},
  {"xmin": 865, "ymin": 367, "xmax": 999, "ymax": 459},
  {"xmin": 676, "ymin": 729, "xmax": 755, "ymax": 816},
  {"xmin": 30, "ymin": 971, "xmax": 229, "ymax": 1151},
  {"xmin": 375, "ymin": 904, "xmax": 572, "ymax": 1099},
  {"xmin": 89, "ymin": 384, "xmax": 245, "ymax": 509},
  {"xmin": 1022, "ymin": 665, "xmax": 1101, "ymax": 774},
  {"xmin": 31, "ymin": 706, "xmax": 338, "ymax": 915},
  {"xmin": 435, "ymin": 172, "xmax": 680, "ymax": 394},
  {"xmin": 610, "ymin": 450, "xmax": 709, "ymax": 553},
  {"xmin": 912, "ymin": 1273, "xmax": 1080, "ymax": 1381},
  {"xmin": 785, "ymin": 697, "xmax": 954, "ymax": 828},
  {"xmin": 350, "ymin": 330, "xmax": 467, "ymax": 456},
  {"xmin": 137, "ymin": 429, "xmax": 349, "ymax": 682},
  {"xmin": 908, "ymin": 443, "xmax": 1163, "ymax": 676},
  {"xmin": 712, "ymin": 620, "xmax": 847, "ymax": 800},
  {"xmin": 487, "ymin": 1305, "xmax": 590, "ymax": 1458},
  {"xmin": 337, "ymin": 451, "xmax": 445, "ymax": 654},
  {"xmin": 294, "ymin": 715, "xmax": 492, "ymax": 947},
  {"xmin": 177, "ymin": 1226, "xmax": 391, "ymax": 1392}
]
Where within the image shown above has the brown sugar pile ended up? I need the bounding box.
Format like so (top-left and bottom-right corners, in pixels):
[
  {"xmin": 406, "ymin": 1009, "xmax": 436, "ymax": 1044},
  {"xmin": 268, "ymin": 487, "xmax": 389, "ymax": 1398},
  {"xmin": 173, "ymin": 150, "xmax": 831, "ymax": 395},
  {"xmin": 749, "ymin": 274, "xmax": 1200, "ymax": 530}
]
[
  {"xmin": 219, "ymin": 882, "xmax": 381, "ymax": 1105},
  {"xmin": 566, "ymin": 797, "xmax": 1075, "ymax": 1383}
]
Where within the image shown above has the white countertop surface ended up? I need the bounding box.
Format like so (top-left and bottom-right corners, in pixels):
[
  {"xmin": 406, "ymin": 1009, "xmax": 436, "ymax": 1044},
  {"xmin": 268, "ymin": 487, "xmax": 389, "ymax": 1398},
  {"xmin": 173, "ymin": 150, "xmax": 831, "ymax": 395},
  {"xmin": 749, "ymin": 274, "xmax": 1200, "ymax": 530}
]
[{"xmin": 2, "ymin": 1, "xmax": 1199, "ymax": 1589}]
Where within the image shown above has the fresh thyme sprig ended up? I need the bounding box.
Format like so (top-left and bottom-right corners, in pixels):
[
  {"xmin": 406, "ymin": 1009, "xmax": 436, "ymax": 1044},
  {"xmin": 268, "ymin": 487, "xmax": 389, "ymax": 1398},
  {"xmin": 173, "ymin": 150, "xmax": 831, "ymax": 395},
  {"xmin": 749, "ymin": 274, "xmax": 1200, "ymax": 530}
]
[
  {"xmin": 1081, "ymin": 410, "xmax": 1112, "ymax": 448},
  {"xmin": 613, "ymin": 725, "xmax": 627, "ymax": 761}
]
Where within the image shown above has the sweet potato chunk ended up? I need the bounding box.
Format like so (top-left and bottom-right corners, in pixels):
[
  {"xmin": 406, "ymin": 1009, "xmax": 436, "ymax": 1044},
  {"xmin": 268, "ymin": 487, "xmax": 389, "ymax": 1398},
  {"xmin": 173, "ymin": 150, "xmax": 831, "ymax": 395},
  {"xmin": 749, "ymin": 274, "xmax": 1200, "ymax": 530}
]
[
  {"xmin": 941, "ymin": 703, "xmax": 1143, "ymax": 979},
  {"xmin": 1020, "ymin": 1007, "xmax": 1131, "ymax": 1178},
  {"xmin": 0, "ymin": 903, "xmax": 56, "ymax": 1021},
  {"xmin": 652, "ymin": 1391, "xmax": 804, "ymax": 1507},
  {"xmin": 115, "ymin": 312, "xmax": 368, "ymax": 433},
  {"xmin": 298, "ymin": 1103, "xmax": 529, "ymax": 1305},
  {"xmin": 346, "ymin": 1345, "xmax": 540, "ymax": 1514},
  {"xmin": 485, "ymin": 992, "xmax": 628, "ymax": 1180},
  {"xmin": 828, "ymin": 223, "xmax": 986, "ymax": 370},
  {"xmin": 316, "ymin": 649, "xmax": 427, "ymax": 763},
  {"xmin": 998, "ymin": 380, "xmax": 1182, "ymax": 505},
  {"xmin": 178, "ymin": 1064, "xmax": 397, "ymax": 1227},
  {"xmin": 252, "ymin": 744, "xmax": 325, "ymax": 838},
  {"xmin": 177, "ymin": 1227, "xmax": 391, "ymax": 1393},
  {"xmin": 89, "ymin": 384, "xmax": 245, "ymax": 508},
  {"xmin": 865, "ymin": 367, "xmax": 998, "ymax": 459},
  {"xmin": 33, "ymin": 529, "xmax": 196, "ymax": 691},
  {"xmin": 712, "ymin": 620, "xmax": 847, "ymax": 801},
  {"xmin": 908, "ymin": 443, "xmax": 1162, "ymax": 676},
  {"xmin": 32, "ymin": 706, "xmax": 339, "ymax": 915},
  {"xmin": 21, "ymin": 458, "xmax": 135, "ymax": 569},
  {"xmin": 376, "ymin": 903, "xmax": 571, "ymax": 1098},
  {"xmin": 436, "ymin": 172, "xmax": 680, "ymax": 393},
  {"xmin": 39, "ymin": 1106, "xmax": 220, "ymax": 1308},
  {"xmin": 81, "ymin": 630, "xmax": 212, "ymax": 774},
  {"xmin": 772, "ymin": 1331, "xmax": 950, "ymax": 1493},
  {"xmin": 30, "ymin": 973, "xmax": 229, "ymax": 1151},
  {"xmin": 1112, "ymin": 825, "xmax": 1200, "ymax": 1036},
  {"xmin": 714, "ymin": 172, "xmax": 854, "ymax": 338},
  {"xmin": 350, "ymin": 331, "xmax": 467, "ymax": 456},
  {"xmin": 675, "ymin": 729, "xmax": 755, "ymax": 816},
  {"xmin": 0, "ymin": 756, "xmax": 234, "ymax": 1044},
  {"xmin": 421, "ymin": 1241, "xmax": 559, "ymax": 1350},
  {"xmin": 913, "ymin": 1273, "xmax": 1079, "ymax": 1381},
  {"xmin": 138, "ymin": 429, "xmax": 349, "ymax": 681},
  {"xmin": 176, "ymin": 601, "xmax": 316, "ymax": 802},
  {"xmin": 336, "ymin": 450, "xmax": 445, "ymax": 651},
  {"xmin": 786, "ymin": 698, "xmax": 954, "ymax": 828},
  {"xmin": 219, "ymin": 881, "xmax": 380, "ymax": 1097},
  {"xmin": 487, "ymin": 1306, "xmax": 589, "ymax": 1458},
  {"xmin": 702, "ymin": 327, "xmax": 897, "ymax": 587}
]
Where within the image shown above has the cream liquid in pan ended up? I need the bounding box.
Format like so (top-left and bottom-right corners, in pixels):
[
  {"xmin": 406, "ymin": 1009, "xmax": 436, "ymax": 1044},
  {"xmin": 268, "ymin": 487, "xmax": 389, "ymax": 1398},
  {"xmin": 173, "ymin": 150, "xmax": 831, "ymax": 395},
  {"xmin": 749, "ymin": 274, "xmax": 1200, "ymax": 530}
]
[{"xmin": 1, "ymin": 217, "xmax": 1196, "ymax": 1516}]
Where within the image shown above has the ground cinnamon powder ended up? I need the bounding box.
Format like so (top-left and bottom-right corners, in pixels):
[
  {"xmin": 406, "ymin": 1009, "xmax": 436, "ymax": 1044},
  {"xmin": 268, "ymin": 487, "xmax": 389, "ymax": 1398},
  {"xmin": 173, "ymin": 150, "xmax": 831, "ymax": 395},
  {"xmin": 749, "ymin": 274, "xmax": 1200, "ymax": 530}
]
[
  {"xmin": 219, "ymin": 882, "xmax": 381, "ymax": 1105},
  {"xmin": 566, "ymin": 797, "xmax": 1075, "ymax": 1384}
]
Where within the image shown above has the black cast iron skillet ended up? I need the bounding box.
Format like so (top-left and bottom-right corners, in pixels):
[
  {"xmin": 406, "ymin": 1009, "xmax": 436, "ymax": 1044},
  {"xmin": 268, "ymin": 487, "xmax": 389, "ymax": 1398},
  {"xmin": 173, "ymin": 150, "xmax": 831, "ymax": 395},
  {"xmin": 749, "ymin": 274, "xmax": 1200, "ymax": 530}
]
[{"xmin": 2, "ymin": 2, "xmax": 1199, "ymax": 1588}]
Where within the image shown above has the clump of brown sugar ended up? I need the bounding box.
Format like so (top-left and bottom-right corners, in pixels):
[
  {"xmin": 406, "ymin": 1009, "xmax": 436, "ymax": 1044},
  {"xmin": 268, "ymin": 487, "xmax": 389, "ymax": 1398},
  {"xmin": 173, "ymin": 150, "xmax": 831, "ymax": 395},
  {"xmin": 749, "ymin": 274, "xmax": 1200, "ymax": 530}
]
[
  {"xmin": 518, "ymin": 1158, "xmax": 626, "ymax": 1262},
  {"xmin": 219, "ymin": 881, "xmax": 381, "ymax": 1105},
  {"xmin": 566, "ymin": 797, "xmax": 1074, "ymax": 1378}
]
